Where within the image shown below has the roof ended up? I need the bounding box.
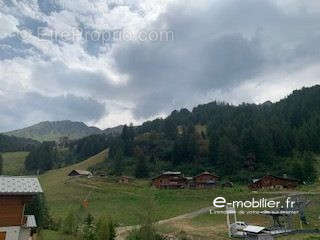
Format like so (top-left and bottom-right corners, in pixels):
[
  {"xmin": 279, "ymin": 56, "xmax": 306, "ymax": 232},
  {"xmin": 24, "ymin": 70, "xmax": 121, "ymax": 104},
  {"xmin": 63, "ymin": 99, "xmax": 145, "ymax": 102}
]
[
  {"xmin": 162, "ymin": 171, "xmax": 181, "ymax": 175},
  {"xmin": 25, "ymin": 215, "xmax": 37, "ymax": 228},
  {"xmin": 252, "ymin": 175, "xmax": 299, "ymax": 183},
  {"xmin": 243, "ymin": 226, "xmax": 266, "ymax": 233},
  {"xmin": 151, "ymin": 171, "xmax": 182, "ymax": 180},
  {"xmin": 0, "ymin": 177, "xmax": 43, "ymax": 195},
  {"xmin": 69, "ymin": 170, "xmax": 92, "ymax": 176},
  {"xmin": 194, "ymin": 171, "xmax": 219, "ymax": 179}
]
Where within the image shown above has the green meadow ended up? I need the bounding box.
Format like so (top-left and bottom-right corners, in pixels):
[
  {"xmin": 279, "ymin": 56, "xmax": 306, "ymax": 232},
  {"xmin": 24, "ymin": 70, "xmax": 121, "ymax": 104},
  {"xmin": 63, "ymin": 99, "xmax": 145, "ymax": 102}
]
[
  {"xmin": 1, "ymin": 151, "xmax": 28, "ymax": 175},
  {"xmin": 1, "ymin": 150, "xmax": 319, "ymax": 239}
]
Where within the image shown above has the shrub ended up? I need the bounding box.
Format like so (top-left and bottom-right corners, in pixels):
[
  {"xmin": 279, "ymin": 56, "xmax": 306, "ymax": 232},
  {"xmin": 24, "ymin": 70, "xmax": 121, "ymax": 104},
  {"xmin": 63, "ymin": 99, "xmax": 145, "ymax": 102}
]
[
  {"xmin": 96, "ymin": 216, "xmax": 117, "ymax": 240},
  {"xmin": 62, "ymin": 211, "xmax": 78, "ymax": 235},
  {"xmin": 81, "ymin": 223, "xmax": 97, "ymax": 240}
]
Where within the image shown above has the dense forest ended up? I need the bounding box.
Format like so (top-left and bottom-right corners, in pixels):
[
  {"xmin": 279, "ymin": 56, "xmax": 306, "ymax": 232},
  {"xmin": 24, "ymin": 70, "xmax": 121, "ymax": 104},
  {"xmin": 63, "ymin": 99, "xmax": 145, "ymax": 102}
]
[
  {"xmin": 22, "ymin": 85, "xmax": 320, "ymax": 183},
  {"xmin": 105, "ymin": 85, "xmax": 320, "ymax": 183},
  {"xmin": 24, "ymin": 134, "xmax": 112, "ymax": 173},
  {"xmin": 0, "ymin": 134, "xmax": 40, "ymax": 152}
]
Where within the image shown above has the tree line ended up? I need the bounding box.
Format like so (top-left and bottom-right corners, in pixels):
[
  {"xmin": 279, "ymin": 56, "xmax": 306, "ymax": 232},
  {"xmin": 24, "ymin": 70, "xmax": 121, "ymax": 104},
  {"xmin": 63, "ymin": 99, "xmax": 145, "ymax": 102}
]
[
  {"xmin": 0, "ymin": 134, "xmax": 40, "ymax": 152},
  {"xmin": 23, "ymin": 85, "xmax": 319, "ymax": 183},
  {"xmin": 106, "ymin": 85, "xmax": 320, "ymax": 183},
  {"xmin": 24, "ymin": 134, "xmax": 112, "ymax": 174}
]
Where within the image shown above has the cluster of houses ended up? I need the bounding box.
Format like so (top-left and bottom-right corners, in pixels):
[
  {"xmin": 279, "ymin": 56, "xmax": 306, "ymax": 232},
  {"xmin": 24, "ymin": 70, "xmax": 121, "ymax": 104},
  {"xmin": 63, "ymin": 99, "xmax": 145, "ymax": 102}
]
[
  {"xmin": 151, "ymin": 171, "xmax": 221, "ymax": 189},
  {"xmin": 0, "ymin": 171, "xmax": 300, "ymax": 240},
  {"xmin": 152, "ymin": 173, "xmax": 300, "ymax": 190},
  {"xmin": 151, "ymin": 171, "xmax": 300, "ymax": 190},
  {"xmin": 0, "ymin": 176, "xmax": 42, "ymax": 240},
  {"xmin": 67, "ymin": 169, "xmax": 300, "ymax": 191}
]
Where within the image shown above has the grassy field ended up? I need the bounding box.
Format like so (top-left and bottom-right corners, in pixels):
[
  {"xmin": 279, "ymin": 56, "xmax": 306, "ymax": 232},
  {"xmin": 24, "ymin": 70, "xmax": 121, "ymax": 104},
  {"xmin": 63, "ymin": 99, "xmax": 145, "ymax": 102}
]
[
  {"xmin": 39, "ymin": 230, "xmax": 77, "ymax": 240},
  {"xmin": 38, "ymin": 150, "xmax": 320, "ymax": 239},
  {"xmin": 155, "ymin": 193, "xmax": 320, "ymax": 240},
  {"xmin": 40, "ymin": 149, "xmax": 257, "ymax": 226},
  {"xmin": 1, "ymin": 151, "xmax": 28, "ymax": 175}
]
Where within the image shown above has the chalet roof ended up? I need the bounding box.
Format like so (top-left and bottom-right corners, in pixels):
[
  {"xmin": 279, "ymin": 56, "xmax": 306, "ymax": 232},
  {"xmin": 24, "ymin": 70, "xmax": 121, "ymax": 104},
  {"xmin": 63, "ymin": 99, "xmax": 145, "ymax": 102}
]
[
  {"xmin": 162, "ymin": 171, "xmax": 181, "ymax": 175},
  {"xmin": 243, "ymin": 226, "xmax": 266, "ymax": 233},
  {"xmin": 0, "ymin": 177, "xmax": 43, "ymax": 195},
  {"xmin": 69, "ymin": 170, "xmax": 92, "ymax": 176},
  {"xmin": 25, "ymin": 215, "xmax": 37, "ymax": 228},
  {"xmin": 194, "ymin": 171, "xmax": 219, "ymax": 179},
  {"xmin": 151, "ymin": 171, "xmax": 183, "ymax": 180},
  {"xmin": 252, "ymin": 175, "xmax": 299, "ymax": 183}
]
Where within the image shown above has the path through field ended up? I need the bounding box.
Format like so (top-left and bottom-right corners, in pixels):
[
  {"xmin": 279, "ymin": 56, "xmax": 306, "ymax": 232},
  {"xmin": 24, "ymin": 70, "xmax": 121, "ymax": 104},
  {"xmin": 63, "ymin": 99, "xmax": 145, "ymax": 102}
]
[
  {"xmin": 116, "ymin": 191, "xmax": 318, "ymax": 240},
  {"xmin": 116, "ymin": 206, "xmax": 213, "ymax": 240}
]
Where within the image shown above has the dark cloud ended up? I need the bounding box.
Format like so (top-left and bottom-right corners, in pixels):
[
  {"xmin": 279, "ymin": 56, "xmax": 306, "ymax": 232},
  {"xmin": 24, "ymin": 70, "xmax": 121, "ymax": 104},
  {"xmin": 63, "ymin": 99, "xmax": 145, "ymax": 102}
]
[
  {"xmin": 1, "ymin": 0, "xmax": 320, "ymax": 129},
  {"xmin": 0, "ymin": 93, "xmax": 106, "ymax": 132},
  {"xmin": 37, "ymin": 0, "xmax": 64, "ymax": 15},
  {"xmin": 0, "ymin": 36, "xmax": 41, "ymax": 60},
  {"xmin": 30, "ymin": 61, "xmax": 118, "ymax": 98},
  {"xmin": 113, "ymin": 0, "xmax": 320, "ymax": 118}
]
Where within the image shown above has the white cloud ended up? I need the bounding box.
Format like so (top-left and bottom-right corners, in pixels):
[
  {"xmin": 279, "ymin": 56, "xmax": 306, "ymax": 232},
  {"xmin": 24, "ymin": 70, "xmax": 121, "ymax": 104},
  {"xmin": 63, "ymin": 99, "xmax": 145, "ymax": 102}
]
[
  {"xmin": 0, "ymin": 12, "xmax": 19, "ymax": 38},
  {"xmin": 0, "ymin": 0, "xmax": 320, "ymax": 131}
]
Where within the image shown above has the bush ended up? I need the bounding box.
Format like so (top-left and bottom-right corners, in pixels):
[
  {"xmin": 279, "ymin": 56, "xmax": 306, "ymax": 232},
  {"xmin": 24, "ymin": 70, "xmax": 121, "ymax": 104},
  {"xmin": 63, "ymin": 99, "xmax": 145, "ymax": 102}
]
[
  {"xmin": 62, "ymin": 211, "xmax": 78, "ymax": 235},
  {"xmin": 25, "ymin": 193, "xmax": 52, "ymax": 229},
  {"xmin": 96, "ymin": 216, "xmax": 117, "ymax": 240},
  {"xmin": 81, "ymin": 223, "xmax": 97, "ymax": 240},
  {"xmin": 126, "ymin": 227, "xmax": 166, "ymax": 240},
  {"xmin": 126, "ymin": 194, "xmax": 165, "ymax": 240}
]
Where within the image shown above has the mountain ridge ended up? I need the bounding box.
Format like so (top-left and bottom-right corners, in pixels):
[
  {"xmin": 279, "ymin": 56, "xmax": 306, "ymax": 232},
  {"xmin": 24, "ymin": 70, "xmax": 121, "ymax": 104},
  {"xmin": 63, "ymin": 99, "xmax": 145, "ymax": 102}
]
[{"xmin": 3, "ymin": 120, "xmax": 123, "ymax": 142}]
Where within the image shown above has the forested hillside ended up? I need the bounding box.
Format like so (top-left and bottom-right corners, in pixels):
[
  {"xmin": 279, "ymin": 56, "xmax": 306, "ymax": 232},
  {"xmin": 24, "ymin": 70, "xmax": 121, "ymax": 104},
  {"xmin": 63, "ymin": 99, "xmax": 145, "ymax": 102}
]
[
  {"xmin": 0, "ymin": 134, "xmax": 39, "ymax": 152},
  {"xmin": 22, "ymin": 85, "xmax": 320, "ymax": 183},
  {"xmin": 24, "ymin": 134, "xmax": 112, "ymax": 173},
  {"xmin": 105, "ymin": 85, "xmax": 320, "ymax": 183}
]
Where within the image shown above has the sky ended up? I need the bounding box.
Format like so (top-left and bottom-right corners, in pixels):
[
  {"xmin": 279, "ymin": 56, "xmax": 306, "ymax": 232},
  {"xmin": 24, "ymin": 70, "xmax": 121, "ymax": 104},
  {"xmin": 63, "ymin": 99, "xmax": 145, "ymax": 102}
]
[{"xmin": 0, "ymin": 0, "xmax": 320, "ymax": 132}]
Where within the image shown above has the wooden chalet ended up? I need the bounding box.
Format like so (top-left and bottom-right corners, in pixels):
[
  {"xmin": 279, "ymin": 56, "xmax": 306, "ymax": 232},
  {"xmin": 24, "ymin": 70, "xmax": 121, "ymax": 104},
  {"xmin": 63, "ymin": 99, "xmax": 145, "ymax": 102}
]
[
  {"xmin": 68, "ymin": 170, "xmax": 93, "ymax": 177},
  {"xmin": 249, "ymin": 175, "xmax": 299, "ymax": 190},
  {"xmin": 190, "ymin": 171, "xmax": 220, "ymax": 189},
  {"xmin": 0, "ymin": 177, "xmax": 43, "ymax": 240},
  {"xmin": 152, "ymin": 172, "xmax": 187, "ymax": 189}
]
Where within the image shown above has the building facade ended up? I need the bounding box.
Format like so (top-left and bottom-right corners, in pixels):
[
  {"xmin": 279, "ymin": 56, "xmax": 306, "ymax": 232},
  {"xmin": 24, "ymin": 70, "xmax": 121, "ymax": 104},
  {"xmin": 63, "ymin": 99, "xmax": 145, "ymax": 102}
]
[
  {"xmin": 191, "ymin": 172, "xmax": 219, "ymax": 189},
  {"xmin": 249, "ymin": 175, "xmax": 299, "ymax": 190},
  {"xmin": 152, "ymin": 171, "xmax": 220, "ymax": 189},
  {"xmin": 152, "ymin": 172, "xmax": 187, "ymax": 189},
  {"xmin": 0, "ymin": 177, "xmax": 43, "ymax": 240}
]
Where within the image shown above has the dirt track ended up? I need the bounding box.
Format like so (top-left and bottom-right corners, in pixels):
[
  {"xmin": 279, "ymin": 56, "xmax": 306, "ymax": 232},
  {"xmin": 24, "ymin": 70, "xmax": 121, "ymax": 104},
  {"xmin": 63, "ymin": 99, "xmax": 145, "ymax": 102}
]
[
  {"xmin": 116, "ymin": 191, "xmax": 320, "ymax": 240},
  {"xmin": 116, "ymin": 206, "xmax": 213, "ymax": 240}
]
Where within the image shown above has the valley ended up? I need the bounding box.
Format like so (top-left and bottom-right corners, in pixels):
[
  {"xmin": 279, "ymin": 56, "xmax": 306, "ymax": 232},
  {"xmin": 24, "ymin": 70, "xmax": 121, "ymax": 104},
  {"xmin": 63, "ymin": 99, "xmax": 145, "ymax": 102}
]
[{"xmin": 0, "ymin": 148, "xmax": 319, "ymax": 240}]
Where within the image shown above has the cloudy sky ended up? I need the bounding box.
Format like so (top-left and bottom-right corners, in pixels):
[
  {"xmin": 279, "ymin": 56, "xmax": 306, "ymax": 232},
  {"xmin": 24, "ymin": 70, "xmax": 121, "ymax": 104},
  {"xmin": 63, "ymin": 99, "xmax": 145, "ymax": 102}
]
[{"xmin": 0, "ymin": 0, "xmax": 320, "ymax": 132}]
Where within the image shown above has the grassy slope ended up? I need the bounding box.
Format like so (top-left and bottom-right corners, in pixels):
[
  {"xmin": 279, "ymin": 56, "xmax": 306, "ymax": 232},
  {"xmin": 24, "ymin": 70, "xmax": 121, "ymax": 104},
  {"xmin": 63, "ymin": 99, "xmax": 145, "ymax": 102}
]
[
  {"xmin": 1, "ymin": 151, "xmax": 28, "ymax": 175},
  {"xmin": 40, "ymin": 152, "xmax": 320, "ymax": 239},
  {"xmin": 40, "ymin": 150, "xmax": 109, "ymax": 219},
  {"xmin": 40, "ymin": 149, "xmax": 256, "ymax": 227}
]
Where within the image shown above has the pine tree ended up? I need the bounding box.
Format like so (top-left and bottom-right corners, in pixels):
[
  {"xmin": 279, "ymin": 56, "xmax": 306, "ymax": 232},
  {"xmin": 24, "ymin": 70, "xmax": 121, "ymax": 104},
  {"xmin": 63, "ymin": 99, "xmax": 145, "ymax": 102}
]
[
  {"xmin": 135, "ymin": 157, "xmax": 149, "ymax": 179},
  {"xmin": 302, "ymin": 153, "xmax": 317, "ymax": 184},
  {"xmin": 108, "ymin": 220, "xmax": 116, "ymax": 240},
  {"xmin": 113, "ymin": 149, "xmax": 124, "ymax": 176},
  {"xmin": 25, "ymin": 193, "xmax": 52, "ymax": 229},
  {"xmin": 0, "ymin": 154, "xmax": 3, "ymax": 175},
  {"xmin": 217, "ymin": 136, "xmax": 241, "ymax": 176}
]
